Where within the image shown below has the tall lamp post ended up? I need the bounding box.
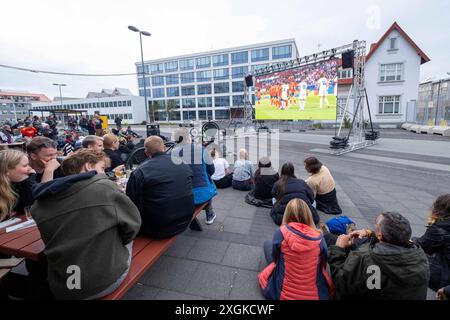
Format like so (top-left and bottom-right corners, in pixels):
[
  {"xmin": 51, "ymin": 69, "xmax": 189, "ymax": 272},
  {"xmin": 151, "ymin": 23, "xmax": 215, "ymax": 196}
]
[
  {"xmin": 128, "ymin": 25, "xmax": 152, "ymax": 124},
  {"xmin": 53, "ymin": 83, "xmax": 67, "ymax": 127}
]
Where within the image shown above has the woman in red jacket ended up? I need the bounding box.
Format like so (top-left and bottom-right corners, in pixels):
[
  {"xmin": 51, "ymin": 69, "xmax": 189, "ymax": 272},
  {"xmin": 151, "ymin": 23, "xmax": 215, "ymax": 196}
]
[{"xmin": 259, "ymin": 198, "xmax": 334, "ymax": 300}]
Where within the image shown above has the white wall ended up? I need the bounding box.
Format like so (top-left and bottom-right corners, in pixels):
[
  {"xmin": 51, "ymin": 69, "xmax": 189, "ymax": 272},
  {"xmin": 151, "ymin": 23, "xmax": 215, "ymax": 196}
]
[{"xmin": 365, "ymin": 29, "xmax": 422, "ymax": 125}]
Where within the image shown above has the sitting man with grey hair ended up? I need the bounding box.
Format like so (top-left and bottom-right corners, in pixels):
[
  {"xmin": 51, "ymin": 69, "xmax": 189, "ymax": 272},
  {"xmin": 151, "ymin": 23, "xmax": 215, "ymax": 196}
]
[
  {"xmin": 329, "ymin": 212, "xmax": 430, "ymax": 300},
  {"xmin": 126, "ymin": 136, "xmax": 195, "ymax": 239}
]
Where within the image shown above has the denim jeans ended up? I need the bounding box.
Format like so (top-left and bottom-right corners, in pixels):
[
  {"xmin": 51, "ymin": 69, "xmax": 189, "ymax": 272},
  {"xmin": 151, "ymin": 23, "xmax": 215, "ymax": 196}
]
[{"xmin": 263, "ymin": 240, "xmax": 273, "ymax": 265}]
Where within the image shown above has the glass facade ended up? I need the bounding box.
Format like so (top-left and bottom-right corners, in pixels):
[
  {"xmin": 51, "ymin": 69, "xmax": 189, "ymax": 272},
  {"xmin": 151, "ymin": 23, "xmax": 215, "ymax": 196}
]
[
  {"xmin": 213, "ymin": 54, "xmax": 229, "ymax": 67},
  {"xmin": 231, "ymin": 51, "xmax": 248, "ymax": 64},
  {"xmin": 251, "ymin": 48, "xmax": 269, "ymax": 62},
  {"xmin": 181, "ymin": 86, "xmax": 195, "ymax": 96},
  {"xmin": 197, "ymin": 84, "xmax": 212, "ymax": 95},
  {"xmin": 272, "ymin": 45, "xmax": 292, "ymax": 59},
  {"xmin": 138, "ymin": 41, "xmax": 296, "ymax": 122},
  {"xmin": 214, "ymin": 82, "xmax": 229, "ymax": 94}
]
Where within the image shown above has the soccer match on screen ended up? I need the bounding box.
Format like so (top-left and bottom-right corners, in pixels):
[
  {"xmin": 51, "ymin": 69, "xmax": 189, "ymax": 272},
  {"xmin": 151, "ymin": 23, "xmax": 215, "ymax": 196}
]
[{"xmin": 254, "ymin": 59, "xmax": 339, "ymax": 120}]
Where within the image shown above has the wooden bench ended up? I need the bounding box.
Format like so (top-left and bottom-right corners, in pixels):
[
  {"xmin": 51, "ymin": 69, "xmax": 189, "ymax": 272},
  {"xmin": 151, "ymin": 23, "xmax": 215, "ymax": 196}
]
[{"xmin": 100, "ymin": 202, "xmax": 206, "ymax": 300}]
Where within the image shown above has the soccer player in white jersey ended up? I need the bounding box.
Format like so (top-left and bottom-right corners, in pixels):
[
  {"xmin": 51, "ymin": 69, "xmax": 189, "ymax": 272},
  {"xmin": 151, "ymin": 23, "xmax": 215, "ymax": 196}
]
[
  {"xmin": 298, "ymin": 78, "xmax": 308, "ymax": 111},
  {"xmin": 317, "ymin": 73, "xmax": 330, "ymax": 109},
  {"xmin": 333, "ymin": 76, "xmax": 338, "ymax": 96},
  {"xmin": 281, "ymin": 83, "xmax": 290, "ymax": 110}
]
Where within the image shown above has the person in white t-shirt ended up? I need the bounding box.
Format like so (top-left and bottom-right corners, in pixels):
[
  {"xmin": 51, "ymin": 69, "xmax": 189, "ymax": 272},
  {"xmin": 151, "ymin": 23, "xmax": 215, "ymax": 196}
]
[
  {"xmin": 281, "ymin": 84, "xmax": 290, "ymax": 110},
  {"xmin": 317, "ymin": 73, "xmax": 330, "ymax": 109},
  {"xmin": 210, "ymin": 148, "xmax": 232, "ymax": 188},
  {"xmin": 298, "ymin": 79, "xmax": 308, "ymax": 111}
]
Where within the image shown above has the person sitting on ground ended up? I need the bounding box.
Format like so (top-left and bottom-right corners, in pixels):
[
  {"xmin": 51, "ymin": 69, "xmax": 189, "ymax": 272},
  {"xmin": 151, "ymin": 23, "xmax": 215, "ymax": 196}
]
[
  {"xmin": 0, "ymin": 149, "xmax": 35, "ymax": 222},
  {"xmin": 412, "ymin": 194, "xmax": 450, "ymax": 292},
  {"xmin": 126, "ymin": 136, "xmax": 195, "ymax": 238},
  {"xmin": 304, "ymin": 157, "xmax": 342, "ymax": 215},
  {"xmin": 27, "ymin": 136, "xmax": 64, "ymax": 183},
  {"xmin": 172, "ymin": 128, "xmax": 217, "ymax": 225},
  {"xmin": 259, "ymin": 198, "xmax": 334, "ymax": 300},
  {"xmin": 270, "ymin": 162, "xmax": 319, "ymax": 226},
  {"xmin": 31, "ymin": 149, "xmax": 141, "ymax": 299},
  {"xmin": 329, "ymin": 212, "xmax": 429, "ymax": 300},
  {"xmin": 82, "ymin": 135, "xmax": 104, "ymax": 151},
  {"xmin": 254, "ymin": 157, "xmax": 279, "ymax": 201},
  {"xmin": 232, "ymin": 149, "xmax": 255, "ymax": 191},
  {"xmin": 125, "ymin": 125, "xmax": 140, "ymax": 138},
  {"xmin": 103, "ymin": 133, "xmax": 124, "ymax": 173},
  {"xmin": 210, "ymin": 148, "xmax": 232, "ymax": 189}
]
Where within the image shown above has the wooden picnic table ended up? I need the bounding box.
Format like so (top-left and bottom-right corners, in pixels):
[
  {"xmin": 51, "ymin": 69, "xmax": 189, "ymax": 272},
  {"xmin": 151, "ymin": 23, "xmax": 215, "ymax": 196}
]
[{"xmin": 0, "ymin": 217, "xmax": 44, "ymax": 261}]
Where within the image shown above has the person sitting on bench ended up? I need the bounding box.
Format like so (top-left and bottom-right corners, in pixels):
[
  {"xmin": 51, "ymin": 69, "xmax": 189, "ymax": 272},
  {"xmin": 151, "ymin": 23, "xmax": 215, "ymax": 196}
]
[
  {"xmin": 31, "ymin": 149, "xmax": 141, "ymax": 299},
  {"xmin": 126, "ymin": 136, "xmax": 196, "ymax": 238}
]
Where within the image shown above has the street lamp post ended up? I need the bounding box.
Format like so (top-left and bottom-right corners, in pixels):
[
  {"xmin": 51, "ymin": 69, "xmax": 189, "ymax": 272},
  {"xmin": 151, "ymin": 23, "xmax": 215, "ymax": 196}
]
[
  {"xmin": 53, "ymin": 83, "xmax": 67, "ymax": 127},
  {"xmin": 128, "ymin": 25, "xmax": 152, "ymax": 124}
]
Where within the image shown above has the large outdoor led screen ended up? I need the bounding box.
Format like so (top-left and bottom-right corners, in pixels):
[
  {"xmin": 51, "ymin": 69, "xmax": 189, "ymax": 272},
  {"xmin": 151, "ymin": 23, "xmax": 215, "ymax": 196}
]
[{"xmin": 254, "ymin": 59, "xmax": 339, "ymax": 120}]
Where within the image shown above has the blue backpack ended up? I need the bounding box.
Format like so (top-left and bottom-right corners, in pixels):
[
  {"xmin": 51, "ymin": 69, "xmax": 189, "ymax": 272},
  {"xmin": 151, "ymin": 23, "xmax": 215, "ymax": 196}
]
[{"xmin": 326, "ymin": 216, "xmax": 355, "ymax": 235}]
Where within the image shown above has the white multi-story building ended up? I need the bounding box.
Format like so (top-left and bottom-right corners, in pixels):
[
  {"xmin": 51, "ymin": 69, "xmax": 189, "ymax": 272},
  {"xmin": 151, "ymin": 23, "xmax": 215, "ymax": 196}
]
[
  {"xmin": 337, "ymin": 22, "xmax": 430, "ymax": 128},
  {"xmin": 31, "ymin": 88, "xmax": 146, "ymax": 125},
  {"xmin": 135, "ymin": 39, "xmax": 299, "ymax": 122}
]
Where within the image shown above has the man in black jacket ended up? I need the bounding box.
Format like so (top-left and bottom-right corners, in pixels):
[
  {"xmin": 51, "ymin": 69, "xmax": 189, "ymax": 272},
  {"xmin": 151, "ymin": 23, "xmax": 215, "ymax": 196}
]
[
  {"xmin": 329, "ymin": 212, "xmax": 430, "ymax": 300},
  {"xmin": 126, "ymin": 136, "xmax": 195, "ymax": 239}
]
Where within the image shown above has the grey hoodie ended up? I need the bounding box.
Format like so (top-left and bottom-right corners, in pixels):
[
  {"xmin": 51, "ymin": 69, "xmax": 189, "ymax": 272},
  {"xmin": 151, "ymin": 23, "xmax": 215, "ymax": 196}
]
[{"xmin": 32, "ymin": 172, "xmax": 141, "ymax": 299}]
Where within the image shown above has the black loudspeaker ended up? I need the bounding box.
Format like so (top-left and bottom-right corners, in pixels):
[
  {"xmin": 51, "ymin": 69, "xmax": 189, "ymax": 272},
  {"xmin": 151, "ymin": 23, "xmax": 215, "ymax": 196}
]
[
  {"xmin": 245, "ymin": 75, "xmax": 254, "ymax": 87},
  {"xmin": 342, "ymin": 50, "xmax": 354, "ymax": 69}
]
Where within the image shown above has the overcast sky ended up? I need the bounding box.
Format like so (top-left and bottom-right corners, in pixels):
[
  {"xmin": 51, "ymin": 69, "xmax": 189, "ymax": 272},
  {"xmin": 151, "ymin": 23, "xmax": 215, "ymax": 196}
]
[{"xmin": 0, "ymin": 0, "xmax": 448, "ymax": 100}]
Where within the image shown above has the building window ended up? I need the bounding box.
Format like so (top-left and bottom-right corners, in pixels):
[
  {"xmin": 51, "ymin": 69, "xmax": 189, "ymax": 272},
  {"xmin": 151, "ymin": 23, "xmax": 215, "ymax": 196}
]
[
  {"xmin": 165, "ymin": 61, "xmax": 178, "ymax": 73},
  {"xmin": 231, "ymin": 51, "xmax": 248, "ymax": 65},
  {"xmin": 152, "ymin": 76, "xmax": 165, "ymax": 86},
  {"xmin": 196, "ymin": 56, "xmax": 211, "ymax": 69},
  {"xmin": 232, "ymin": 95, "xmax": 244, "ymax": 106},
  {"xmin": 127, "ymin": 100, "xmax": 131, "ymax": 106},
  {"xmin": 272, "ymin": 45, "xmax": 292, "ymax": 59},
  {"xmin": 198, "ymin": 97, "xmax": 212, "ymax": 108},
  {"xmin": 251, "ymin": 64, "xmax": 269, "ymax": 71},
  {"xmin": 213, "ymin": 68, "xmax": 229, "ymax": 80},
  {"xmin": 180, "ymin": 58, "xmax": 194, "ymax": 71},
  {"xmin": 232, "ymin": 81, "xmax": 244, "ymax": 92},
  {"xmin": 166, "ymin": 74, "xmax": 179, "ymax": 85},
  {"xmin": 181, "ymin": 72, "xmax": 195, "ymax": 84},
  {"xmin": 137, "ymin": 64, "xmax": 149, "ymax": 75},
  {"xmin": 151, "ymin": 63, "xmax": 164, "ymax": 74},
  {"xmin": 152, "ymin": 88, "xmax": 165, "ymax": 98},
  {"xmin": 214, "ymin": 82, "xmax": 229, "ymax": 94},
  {"xmin": 166, "ymin": 87, "xmax": 180, "ymax": 97},
  {"xmin": 389, "ymin": 38, "xmax": 398, "ymax": 50},
  {"xmin": 183, "ymin": 110, "xmax": 196, "ymax": 120},
  {"xmin": 198, "ymin": 110, "xmax": 213, "ymax": 120},
  {"xmin": 182, "ymin": 98, "xmax": 196, "ymax": 108},
  {"xmin": 196, "ymin": 70, "xmax": 211, "ymax": 82},
  {"xmin": 197, "ymin": 84, "xmax": 212, "ymax": 95},
  {"xmin": 138, "ymin": 77, "xmax": 150, "ymax": 87},
  {"xmin": 213, "ymin": 54, "xmax": 229, "ymax": 67},
  {"xmin": 232, "ymin": 66, "xmax": 248, "ymax": 79},
  {"xmin": 181, "ymin": 86, "xmax": 195, "ymax": 96},
  {"xmin": 215, "ymin": 109, "xmax": 230, "ymax": 120},
  {"xmin": 380, "ymin": 63, "xmax": 403, "ymax": 82},
  {"xmin": 214, "ymin": 96, "xmax": 230, "ymax": 107},
  {"xmin": 338, "ymin": 68, "xmax": 353, "ymax": 79},
  {"xmin": 251, "ymin": 48, "xmax": 269, "ymax": 62},
  {"xmin": 378, "ymin": 96, "xmax": 401, "ymax": 114},
  {"xmin": 118, "ymin": 101, "xmax": 122, "ymax": 107},
  {"xmin": 109, "ymin": 102, "xmax": 113, "ymax": 107}
]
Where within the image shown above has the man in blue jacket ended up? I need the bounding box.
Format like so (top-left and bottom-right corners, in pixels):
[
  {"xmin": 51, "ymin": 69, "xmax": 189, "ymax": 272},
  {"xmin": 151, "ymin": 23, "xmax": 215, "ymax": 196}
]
[{"xmin": 172, "ymin": 128, "xmax": 217, "ymax": 225}]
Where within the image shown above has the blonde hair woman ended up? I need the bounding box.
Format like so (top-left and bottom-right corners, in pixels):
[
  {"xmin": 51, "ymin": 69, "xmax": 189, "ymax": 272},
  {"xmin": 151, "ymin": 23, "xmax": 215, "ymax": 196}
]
[
  {"xmin": 0, "ymin": 149, "xmax": 35, "ymax": 221},
  {"xmin": 232, "ymin": 148, "xmax": 255, "ymax": 191},
  {"xmin": 259, "ymin": 198, "xmax": 334, "ymax": 300}
]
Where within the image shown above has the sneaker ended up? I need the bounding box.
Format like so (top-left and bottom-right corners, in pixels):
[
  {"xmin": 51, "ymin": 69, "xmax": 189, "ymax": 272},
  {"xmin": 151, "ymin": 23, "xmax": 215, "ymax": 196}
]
[{"xmin": 205, "ymin": 212, "xmax": 216, "ymax": 225}]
